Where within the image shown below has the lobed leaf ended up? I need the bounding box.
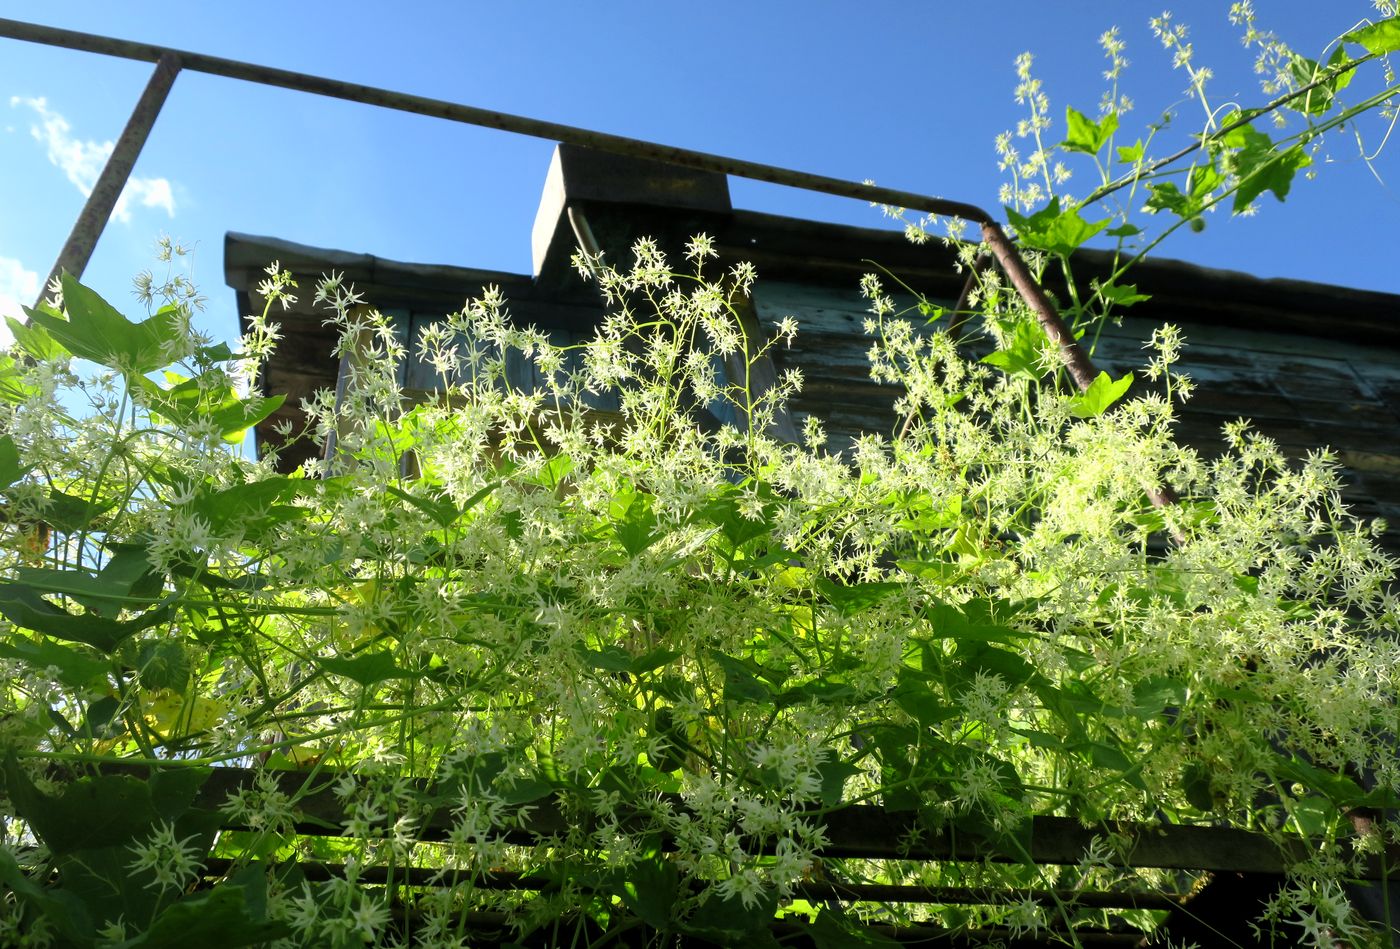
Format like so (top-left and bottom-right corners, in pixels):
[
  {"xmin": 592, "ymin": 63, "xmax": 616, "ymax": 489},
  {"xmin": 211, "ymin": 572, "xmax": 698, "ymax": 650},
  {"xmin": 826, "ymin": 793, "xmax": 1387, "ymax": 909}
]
[
  {"xmin": 1342, "ymin": 16, "xmax": 1400, "ymax": 54},
  {"xmin": 1069, "ymin": 371, "xmax": 1134, "ymax": 418}
]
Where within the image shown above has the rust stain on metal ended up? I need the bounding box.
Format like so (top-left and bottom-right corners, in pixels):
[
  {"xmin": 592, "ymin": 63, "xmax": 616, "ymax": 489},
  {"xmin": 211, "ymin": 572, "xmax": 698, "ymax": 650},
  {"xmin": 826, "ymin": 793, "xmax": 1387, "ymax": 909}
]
[{"xmin": 34, "ymin": 51, "xmax": 181, "ymax": 306}]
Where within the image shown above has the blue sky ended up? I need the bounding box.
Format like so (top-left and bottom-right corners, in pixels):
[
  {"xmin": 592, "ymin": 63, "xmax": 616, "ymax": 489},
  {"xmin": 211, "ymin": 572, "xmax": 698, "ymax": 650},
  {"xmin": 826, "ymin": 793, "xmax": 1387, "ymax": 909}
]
[{"xmin": 1, "ymin": 1, "xmax": 1398, "ymax": 348}]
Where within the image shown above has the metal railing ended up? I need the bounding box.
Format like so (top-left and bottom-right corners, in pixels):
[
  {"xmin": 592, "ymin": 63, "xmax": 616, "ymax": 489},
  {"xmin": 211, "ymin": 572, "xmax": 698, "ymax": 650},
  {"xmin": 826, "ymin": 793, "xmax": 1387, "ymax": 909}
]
[{"xmin": 0, "ymin": 16, "xmax": 1102, "ymax": 394}]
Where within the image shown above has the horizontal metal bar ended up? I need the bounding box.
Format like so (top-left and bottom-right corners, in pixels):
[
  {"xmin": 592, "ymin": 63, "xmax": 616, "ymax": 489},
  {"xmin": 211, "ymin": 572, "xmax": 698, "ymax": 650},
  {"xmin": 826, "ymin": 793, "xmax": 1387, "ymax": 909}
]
[
  {"xmin": 0, "ymin": 18, "xmax": 1116, "ymax": 412},
  {"xmin": 36, "ymin": 51, "xmax": 181, "ymax": 304},
  {"xmin": 0, "ymin": 17, "xmax": 993, "ymax": 227}
]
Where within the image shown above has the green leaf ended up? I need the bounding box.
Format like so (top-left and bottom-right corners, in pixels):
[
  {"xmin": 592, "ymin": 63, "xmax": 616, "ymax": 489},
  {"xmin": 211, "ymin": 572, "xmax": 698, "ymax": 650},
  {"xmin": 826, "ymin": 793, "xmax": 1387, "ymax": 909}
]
[
  {"xmin": 499, "ymin": 776, "xmax": 555, "ymax": 806},
  {"xmin": 0, "ymin": 847, "xmax": 94, "ymax": 945},
  {"xmin": 8, "ymin": 313, "xmax": 66, "ymax": 363},
  {"xmin": 709, "ymin": 650, "xmax": 777, "ymax": 703},
  {"xmin": 1189, "ymin": 160, "xmax": 1225, "ymax": 199},
  {"xmin": 629, "ymin": 647, "xmax": 682, "ymax": 675},
  {"xmin": 778, "ymin": 678, "xmax": 857, "ymax": 708},
  {"xmin": 1144, "ymin": 158, "xmax": 1224, "ymax": 224},
  {"xmin": 1061, "ymin": 107, "xmax": 1119, "ymax": 155},
  {"xmin": 319, "ymin": 650, "xmax": 416, "ymax": 686},
  {"xmin": 1076, "ymin": 737, "xmax": 1147, "ymax": 790},
  {"xmin": 953, "ymin": 641, "xmax": 1047, "ymax": 691},
  {"xmin": 613, "ymin": 857, "xmax": 679, "ymax": 931},
  {"xmin": 1096, "ymin": 282, "xmax": 1151, "ymax": 308},
  {"xmin": 1273, "ymin": 755, "xmax": 1365, "ymax": 805},
  {"xmin": 1004, "ymin": 197, "xmax": 1111, "ymax": 256},
  {"xmin": 1083, "ymin": 741, "xmax": 1134, "ymax": 773},
  {"xmin": 14, "ymin": 561, "xmax": 151, "ymax": 617},
  {"xmin": 980, "ymin": 318, "xmax": 1048, "ymax": 381},
  {"xmin": 815, "ymin": 578, "xmax": 905, "ymax": 615},
  {"xmin": 1131, "ymin": 676, "xmax": 1187, "ymax": 717},
  {"xmin": 703, "ymin": 486, "xmax": 774, "ymax": 550},
  {"xmin": 1237, "ymin": 146, "xmax": 1310, "ymax": 212},
  {"xmin": 1342, "ymin": 16, "xmax": 1400, "ymax": 54},
  {"xmin": 1116, "ymin": 140, "xmax": 1145, "ymax": 164},
  {"xmin": 0, "ymin": 636, "xmax": 108, "ymax": 688},
  {"xmin": 610, "ymin": 484, "xmax": 659, "ymax": 557},
  {"xmin": 0, "ymin": 434, "xmax": 28, "ymax": 487},
  {"xmin": 42, "ymin": 489, "xmax": 117, "ymax": 534},
  {"xmin": 0, "ymin": 582, "xmax": 169, "ymax": 652},
  {"xmin": 1144, "ymin": 181, "xmax": 1195, "ymax": 219},
  {"xmin": 534, "ymin": 452, "xmax": 574, "ymax": 489},
  {"xmin": 1013, "ymin": 727, "xmax": 1068, "ymax": 751},
  {"xmin": 683, "ymin": 888, "xmax": 781, "ymax": 945},
  {"xmin": 385, "ymin": 484, "xmax": 462, "ymax": 529},
  {"xmin": 2, "ymin": 756, "xmax": 157, "ymax": 855},
  {"xmin": 1287, "ymin": 796, "xmax": 1338, "ymax": 837},
  {"xmin": 896, "ymin": 558, "xmax": 962, "ymax": 585},
  {"xmin": 190, "ymin": 477, "xmax": 310, "ymax": 534},
  {"xmin": 1104, "ymin": 223, "xmax": 1142, "ymax": 238},
  {"xmin": 127, "ymin": 879, "xmax": 290, "ymax": 948},
  {"xmin": 25, "ymin": 274, "xmax": 183, "ymax": 374},
  {"xmin": 815, "ymin": 759, "xmax": 863, "ymax": 807},
  {"xmin": 80, "ymin": 695, "xmax": 123, "ymax": 740},
  {"xmin": 1287, "ymin": 47, "xmax": 1356, "ymax": 115},
  {"xmin": 1069, "ymin": 371, "xmax": 1133, "ymax": 418},
  {"xmin": 576, "ymin": 644, "xmax": 633, "ymax": 672},
  {"xmin": 1182, "ymin": 763, "xmax": 1216, "ymax": 811},
  {"xmin": 0, "ymin": 354, "xmax": 39, "ymax": 404},
  {"xmin": 1214, "ymin": 119, "xmax": 1311, "ymax": 212},
  {"xmin": 809, "ymin": 907, "xmax": 902, "ymax": 948},
  {"xmin": 893, "ymin": 668, "xmax": 957, "ymax": 728},
  {"xmin": 917, "ymin": 298, "xmax": 944, "ymax": 322},
  {"xmin": 136, "ymin": 372, "xmax": 286, "ymax": 443},
  {"xmin": 198, "ymin": 341, "xmax": 237, "ymax": 363},
  {"xmin": 923, "ymin": 599, "xmax": 1033, "ymax": 643}
]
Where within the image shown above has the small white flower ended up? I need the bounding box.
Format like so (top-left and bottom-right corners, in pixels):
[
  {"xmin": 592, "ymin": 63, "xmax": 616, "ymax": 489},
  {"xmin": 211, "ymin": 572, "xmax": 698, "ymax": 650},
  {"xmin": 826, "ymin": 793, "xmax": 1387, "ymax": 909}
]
[{"xmin": 127, "ymin": 821, "xmax": 203, "ymax": 894}]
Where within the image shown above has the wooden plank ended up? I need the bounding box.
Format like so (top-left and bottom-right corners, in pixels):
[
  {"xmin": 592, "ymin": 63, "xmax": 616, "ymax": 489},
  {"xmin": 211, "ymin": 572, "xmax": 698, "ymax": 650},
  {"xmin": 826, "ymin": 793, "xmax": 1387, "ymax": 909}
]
[{"xmin": 76, "ymin": 763, "xmax": 1392, "ymax": 877}]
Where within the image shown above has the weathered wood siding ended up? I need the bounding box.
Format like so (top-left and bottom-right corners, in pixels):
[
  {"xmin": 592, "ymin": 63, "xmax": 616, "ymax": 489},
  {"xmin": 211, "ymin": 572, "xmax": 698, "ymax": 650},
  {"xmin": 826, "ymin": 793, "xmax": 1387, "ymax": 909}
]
[
  {"xmin": 753, "ymin": 281, "xmax": 952, "ymax": 450},
  {"xmin": 755, "ymin": 278, "xmax": 1400, "ymax": 541}
]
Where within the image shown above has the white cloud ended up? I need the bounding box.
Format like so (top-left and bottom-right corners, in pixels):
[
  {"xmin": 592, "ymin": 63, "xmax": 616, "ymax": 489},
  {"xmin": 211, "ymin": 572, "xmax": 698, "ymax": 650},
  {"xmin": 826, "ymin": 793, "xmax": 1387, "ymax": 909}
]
[
  {"xmin": 0, "ymin": 256, "xmax": 40, "ymax": 346},
  {"xmin": 10, "ymin": 95, "xmax": 176, "ymax": 222},
  {"xmin": 124, "ymin": 176, "xmax": 175, "ymax": 217}
]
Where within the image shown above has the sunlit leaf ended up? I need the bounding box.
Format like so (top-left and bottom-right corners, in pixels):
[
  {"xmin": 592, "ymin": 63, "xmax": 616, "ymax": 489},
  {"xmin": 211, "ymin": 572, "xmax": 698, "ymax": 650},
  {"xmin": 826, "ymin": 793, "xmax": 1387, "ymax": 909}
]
[
  {"xmin": 1005, "ymin": 197, "xmax": 1111, "ymax": 256},
  {"xmin": 1069, "ymin": 371, "xmax": 1133, "ymax": 418},
  {"xmin": 1214, "ymin": 119, "xmax": 1311, "ymax": 212},
  {"xmin": 1096, "ymin": 282, "xmax": 1151, "ymax": 307},
  {"xmin": 1342, "ymin": 16, "xmax": 1400, "ymax": 53},
  {"xmin": 24, "ymin": 274, "xmax": 183, "ymax": 374},
  {"xmin": 320, "ymin": 650, "xmax": 417, "ymax": 686},
  {"xmin": 1061, "ymin": 106, "xmax": 1119, "ymax": 155}
]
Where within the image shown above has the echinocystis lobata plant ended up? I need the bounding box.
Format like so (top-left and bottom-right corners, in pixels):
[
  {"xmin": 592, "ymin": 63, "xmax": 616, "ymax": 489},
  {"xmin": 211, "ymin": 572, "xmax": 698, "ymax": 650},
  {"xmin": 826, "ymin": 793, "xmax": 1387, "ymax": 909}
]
[{"xmin": 2, "ymin": 6, "xmax": 1400, "ymax": 948}]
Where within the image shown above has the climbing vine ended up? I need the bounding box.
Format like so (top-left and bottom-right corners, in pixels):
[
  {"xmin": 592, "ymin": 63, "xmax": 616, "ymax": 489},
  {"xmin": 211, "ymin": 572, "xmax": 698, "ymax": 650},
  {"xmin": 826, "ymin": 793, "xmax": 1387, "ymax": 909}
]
[{"xmin": 2, "ymin": 7, "xmax": 1400, "ymax": 948}]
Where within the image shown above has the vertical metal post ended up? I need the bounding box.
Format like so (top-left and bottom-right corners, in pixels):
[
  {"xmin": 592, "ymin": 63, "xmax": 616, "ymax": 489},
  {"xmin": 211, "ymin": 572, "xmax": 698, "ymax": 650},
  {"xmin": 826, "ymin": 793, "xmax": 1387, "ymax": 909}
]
[{"xmin": 33, "ymin": 51, "xmax": 181, "ymax": 306}]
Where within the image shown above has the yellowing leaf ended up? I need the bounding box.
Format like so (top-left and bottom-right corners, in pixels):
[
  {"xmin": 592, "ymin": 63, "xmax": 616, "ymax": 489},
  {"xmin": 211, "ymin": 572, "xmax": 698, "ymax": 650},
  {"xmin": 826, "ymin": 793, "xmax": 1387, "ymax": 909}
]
[{"xmin": 142, "ymin": 689, "xmax": 224, "ymax": 736}]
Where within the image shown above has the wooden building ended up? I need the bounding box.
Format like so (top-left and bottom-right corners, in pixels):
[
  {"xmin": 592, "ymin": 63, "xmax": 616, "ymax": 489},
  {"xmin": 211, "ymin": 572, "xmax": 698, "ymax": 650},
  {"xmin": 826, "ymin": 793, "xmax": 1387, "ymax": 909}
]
[
  {"xmin": 225, "ymin": 145, "xmax": 1400, "ymax": 942},
  {"xmin": 227, "ymin": 145, "xmax": 1400, "ymax": 547}
]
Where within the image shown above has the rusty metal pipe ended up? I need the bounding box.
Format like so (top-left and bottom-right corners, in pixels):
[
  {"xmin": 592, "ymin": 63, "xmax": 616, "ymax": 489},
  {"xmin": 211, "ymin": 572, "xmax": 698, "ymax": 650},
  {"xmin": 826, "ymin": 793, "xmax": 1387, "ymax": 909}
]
[
  {"xmin": 34, "ymin": 51, "xmax": 181, "ymax": 305},
  {"xmin": 4, "ymin": 20, "xmax": 1165, "ymax": 495},
  {"xmin": 0, "ymin": 17, "xmax": 990, "ymax": 229},
  {"xmin": 0, "ymin": 18, "xmax": 1120, "ymax": 400},
  {"xmin": 981, "ymin": 220, "xmax": 1182, "ymax": 512},
  {"xmin": 980, "ymin": 221, "xmax": 1098, "ymax": 391}
]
